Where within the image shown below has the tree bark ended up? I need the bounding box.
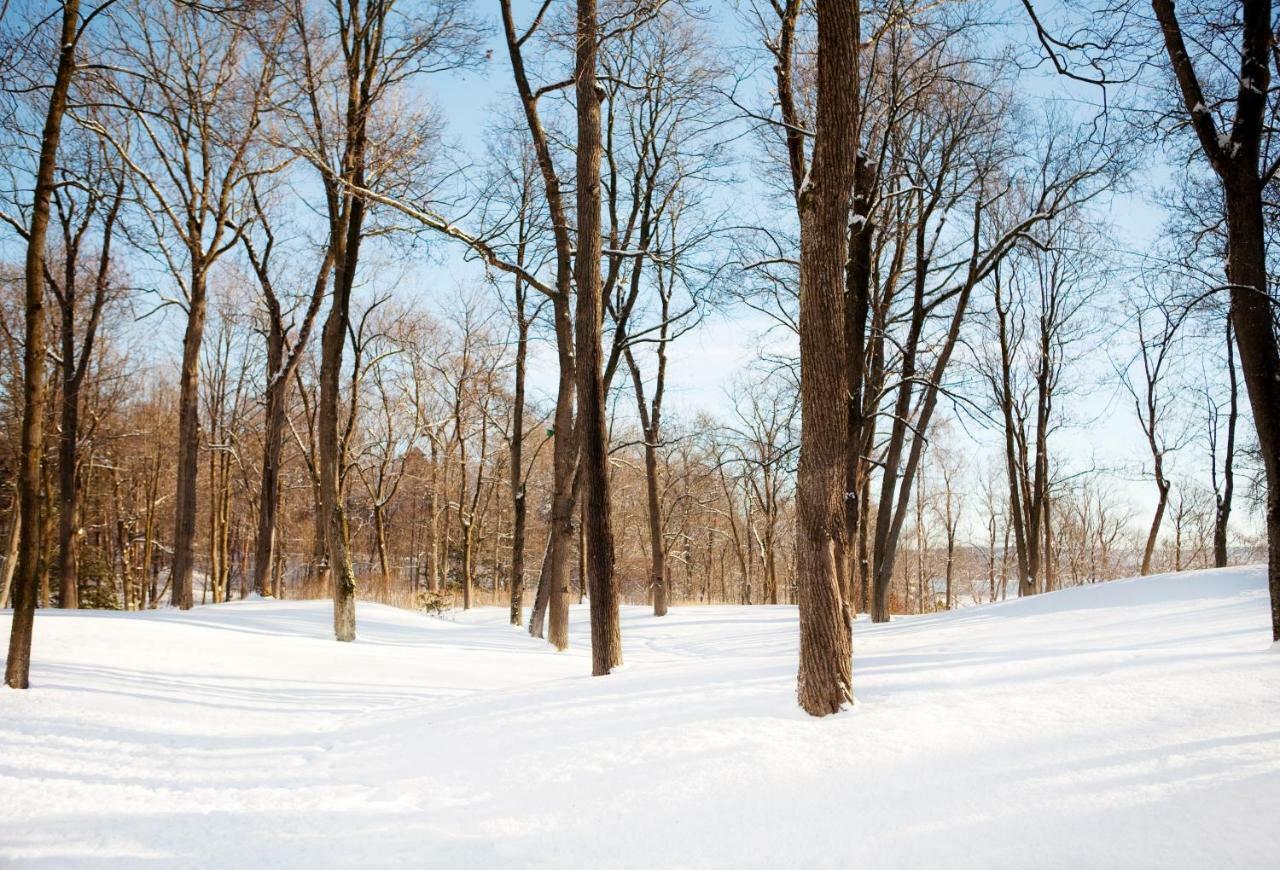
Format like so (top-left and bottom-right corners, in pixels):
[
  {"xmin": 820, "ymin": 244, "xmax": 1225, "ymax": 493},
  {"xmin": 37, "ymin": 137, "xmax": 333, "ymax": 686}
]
[
  {"xmin": 508, "ymin": 287, "xmax": 529, "ymax": 625},
  {"xmin": 1213, "ymin": 320, "xmax": 1237, "ymax": 568},
  {"xmin": 7, "ymin": 0, "xmax": 80, "ymax": 688},
  {"xmin": 1151, "ymin": 0, "xmax": 1280, "ymax": 639},
  {"xmin": 170, "ymin": 266, "xmax": 209, "ymax": 610},
  {"xmin": 794, "ymin": 0, "xmax": 858, "ymax": 715},
  {"xmin": 575, "ymin": 0, "xmax": 621, "ymax": 675}
]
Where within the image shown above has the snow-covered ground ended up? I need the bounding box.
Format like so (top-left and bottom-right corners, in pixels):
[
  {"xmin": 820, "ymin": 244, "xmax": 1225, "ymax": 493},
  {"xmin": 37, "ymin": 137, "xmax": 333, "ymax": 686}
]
[{"xmin": 2, "ymin": 566, "xmax": 1278, "ymax": 868}]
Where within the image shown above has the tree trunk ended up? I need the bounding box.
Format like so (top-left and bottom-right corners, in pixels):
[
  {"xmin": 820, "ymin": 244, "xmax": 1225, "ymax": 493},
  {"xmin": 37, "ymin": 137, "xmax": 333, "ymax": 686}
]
[
  {"xmin": 252, "ymin": 328, "xmax": 286, "ymax": 596},
  {"xmin": 575, "ymin": 0, "xmax": 621, "ymax": 675},
  {"xmin": 508, "ymin": 311, "xmax": 529, "ymax": 626},
  {"xmin": 1151, "ymin": 0, "xmax": 1280, "ymax": 640},
  {"xmin": 1222, "ymin": 175, "xmax": 1280, "ymax": 639},
  {"xmin": 843, "ymin": 156, "xmax": 874, "ymax": 610},
  {"xmin": 2, "ymin": 495, "xmax": 20, "ymax": 609},
  {"xmin": 1141, "ymin": 468, "xmax": 1170, "ymax": 576},
  {"xmin": 794, "ymin": 0, "xmax": 858, "ymax": 715},
  {"xmin": 170, "ymin": 266, "xmax": 208, "ymax": 610},
  {"xmin": 1213, "ymin": 320, "xmax": 1237, "ymax": 568},
  {"xmin": 461, "ymin": 520, "xmax": 473, "ymax": 609},
  {"xmin": 643, "ymin": 434, "xmax": 668, "ymax": 616},
  {"xmin": 6, "ymin": 0, "xmax": 79, "ymax": 689},
  {"xmin": 56, "ymin": 361, "xmax": 79, "ymax": 608},
  {"xmin": 531, "ymin": 297, "xmax": 578, "ymax": 649}
]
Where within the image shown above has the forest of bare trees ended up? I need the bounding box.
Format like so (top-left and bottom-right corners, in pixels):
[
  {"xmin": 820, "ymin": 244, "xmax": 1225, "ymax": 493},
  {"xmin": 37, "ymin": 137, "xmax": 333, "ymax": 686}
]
[{"xmin": 1, "ymin": 0, "xmax": 1276, "ymax": 715}]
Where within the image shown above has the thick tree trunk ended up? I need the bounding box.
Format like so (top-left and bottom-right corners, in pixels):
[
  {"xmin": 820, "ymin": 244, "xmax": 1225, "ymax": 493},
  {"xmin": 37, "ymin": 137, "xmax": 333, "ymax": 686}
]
[
  {"xmin": 6, "ymin": 0, "xmax": 79, "ymax": 688},
  {"xmin": 1223, "ymin": 177, "xmax": 1280, "ymax": 640},
  {"xmin": 575, "ymin": 0, "xmax": 621, "ymax": 675},
  {"xmin": 320, "ymin": 288, "xmax": 357, "ymax": 640},
  {"xmin": 794, "ymin": 0, "xmax": 858, "ymax": 715},
  {"xmin": 1151, "ymin": 0, "xmax": 1280, "ymax": 639},
  {"xmin": 320, "ymin": 216, "xmax": 362, "ymax": 640}
]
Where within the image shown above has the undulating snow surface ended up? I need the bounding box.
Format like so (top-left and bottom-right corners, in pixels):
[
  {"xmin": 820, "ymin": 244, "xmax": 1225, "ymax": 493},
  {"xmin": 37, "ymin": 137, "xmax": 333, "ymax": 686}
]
[{"xmin": 2, "ymin": 566, "xmax": 1278, "ymax": 868}]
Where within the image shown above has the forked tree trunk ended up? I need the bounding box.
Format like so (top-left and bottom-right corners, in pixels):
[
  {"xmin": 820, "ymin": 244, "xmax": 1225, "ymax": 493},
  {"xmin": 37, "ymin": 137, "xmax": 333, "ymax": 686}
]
[
  {"xmin": 794, "ymin": 0, "xmax": 858, "ymax": 716},
  {"xmin": 6, "ymin": 0, "xmax": 79, "ymax": 689},
  {"xmin": 575, "ymin": 0, "xmax": 621, "ymax": 675},
  {"xmin": 530, "ymin": 297, "xmax": 577, "ymax": 648}
]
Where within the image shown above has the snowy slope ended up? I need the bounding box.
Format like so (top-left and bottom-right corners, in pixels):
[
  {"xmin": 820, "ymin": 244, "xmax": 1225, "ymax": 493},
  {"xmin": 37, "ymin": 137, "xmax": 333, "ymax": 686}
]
[{"xmin": 1, "ymin": 566, "xmax": 1277, "ymax": 869}]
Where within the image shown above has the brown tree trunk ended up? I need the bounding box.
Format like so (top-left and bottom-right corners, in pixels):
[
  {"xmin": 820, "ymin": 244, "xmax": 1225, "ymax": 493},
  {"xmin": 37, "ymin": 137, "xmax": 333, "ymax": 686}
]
[
  {"xmin": 531, "ymin": 298, "xmax": 578, "ymax": 649},
  {"xmin": 794, "ymin": 0, "xmax": 858, "ymax": 715},
  {"xmin": 843, "ymin": 156, "xmax": 874, "ymax": 610},
  {"xmin": 56, "ymin": 362, "xmax": 80, "ymax": 609},
  {"xmin": 461, "ymin": 520, "xmax": 473, "ymax": 609},
  {"xmin": 252, "ymin": 329, "xmax": 287, "ymax": 596},
  {"xmin": 2, "ymin": 494, "xmax": 20, "ymax": 609},
  {"xmin": 643, "ymin": 436, "xmax": 667, "ymax": 615},
  {"xmin": 170, "ymin": 267, "xmax": 208, "ymax": 610},
  {"xmin": 1151, "ymin": 0, "xmax": 1280, "ymax": 639},
  {"xmin": 1223, "ymin": 176, "xmax": 1280, "ymax": 638},
  {"xmin": 575, "ymin": 0, "xmax": 621, "ymax": 675},
  {"xmin": 1213, "ymin": 321, "xmax": 1237, "ymax": 568},
  {"xmin": 508, "ymin": 300, "xmax": 529, "ymax": 625},
  {"xmin": 7, "ymin": 0, "xmax": 79, "ymax": 689}
]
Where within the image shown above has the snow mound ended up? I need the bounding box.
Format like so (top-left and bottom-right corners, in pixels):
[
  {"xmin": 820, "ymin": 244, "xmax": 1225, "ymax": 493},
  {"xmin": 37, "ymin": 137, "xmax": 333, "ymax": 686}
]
[{"xmin": 2, "ymin": 566, "xmax": 1277, "ymax": 868}]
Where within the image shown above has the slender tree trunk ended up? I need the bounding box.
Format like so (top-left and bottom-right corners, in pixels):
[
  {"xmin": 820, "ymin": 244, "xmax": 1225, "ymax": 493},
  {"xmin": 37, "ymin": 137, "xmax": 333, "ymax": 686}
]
[
  {"xmin": 1141, "ymin": 468, "xmax": 1169, "ymax": 576},
  {"xmin": 1214, "ymin": 320, "xmax": 1238, "ymax": 567},
  {"xmin": 6, "ymin": 0, "xmax": 79, "ymax": 689},
  {"xmin": 508, "ymin": 312, "xmax": 529, "ymax": 626},
  {"xmin": 643, "ymin": 436, "xmax": 667, "ymax": 615},
  {"xmin": 170, "ymin": 266, "xmax": 209, "ymax": 610},
  {"xmin": 2, "ymin": 495, "xmax": 20, "ymax": 609},
  {"xmin": 375, "ymin": 503, "xmax": 390, "ymax": 583},
  {"xmin": 843, "ymin": 156, "xmax": 874, "ymax": 610},
  {"xmin": 532, "ymin": 299, "xmax": 578, "ymax": 649},
  {"xmin": 794, "ymin": 0, "xmax": 858, "ymax": 715},
  {"xmin": 575, "ymin": 0, "xmax": 621, "ymax": 675},
  {"xmin": 252, "ymin": 330, "xmax": 286, "ymax": 596},
  {"xmin": 461, "ymin": 520, "xmax": 473, "ymax": 609},
  {"xmin": 56, "ymin": 366, "xmax": 79, "ymax": 608}
]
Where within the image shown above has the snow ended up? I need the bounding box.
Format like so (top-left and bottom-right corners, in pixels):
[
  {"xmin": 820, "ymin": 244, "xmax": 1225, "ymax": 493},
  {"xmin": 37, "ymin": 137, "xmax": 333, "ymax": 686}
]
[{"xmin": 2, "ymin": 566, "xmax": 1278, "ymax": 868}]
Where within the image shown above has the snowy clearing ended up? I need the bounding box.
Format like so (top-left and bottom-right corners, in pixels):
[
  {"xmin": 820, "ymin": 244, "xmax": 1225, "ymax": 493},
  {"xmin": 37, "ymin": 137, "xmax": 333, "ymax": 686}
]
[{"xmin": 2, "ymin": 566, "xmax": 1278, "ymax": 869}]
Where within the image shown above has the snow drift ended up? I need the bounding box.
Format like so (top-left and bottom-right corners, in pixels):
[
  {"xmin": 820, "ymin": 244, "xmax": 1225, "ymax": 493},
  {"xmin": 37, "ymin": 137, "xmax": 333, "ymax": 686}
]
[{"xmin": 2, "ymin": 566, "xmax": 1277, "ymax": 868}]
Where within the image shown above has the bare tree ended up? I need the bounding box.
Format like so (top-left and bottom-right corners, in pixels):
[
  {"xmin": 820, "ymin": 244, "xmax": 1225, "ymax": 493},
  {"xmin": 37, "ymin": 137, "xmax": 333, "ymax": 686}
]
[{"xmin": 3, "ymin": 0, "xmax": 87, "ymax": 687}]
